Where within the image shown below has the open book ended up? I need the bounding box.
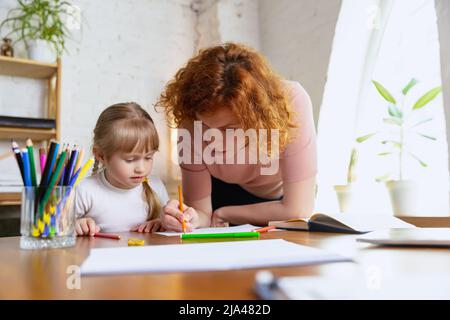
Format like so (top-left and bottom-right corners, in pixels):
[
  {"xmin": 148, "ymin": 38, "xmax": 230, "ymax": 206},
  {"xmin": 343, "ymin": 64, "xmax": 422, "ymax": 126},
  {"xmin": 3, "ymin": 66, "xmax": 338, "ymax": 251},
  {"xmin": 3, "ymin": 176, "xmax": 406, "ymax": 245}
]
[{"xmin": 269, "ymin": 213, "xmax": 414, "ymax": 234}]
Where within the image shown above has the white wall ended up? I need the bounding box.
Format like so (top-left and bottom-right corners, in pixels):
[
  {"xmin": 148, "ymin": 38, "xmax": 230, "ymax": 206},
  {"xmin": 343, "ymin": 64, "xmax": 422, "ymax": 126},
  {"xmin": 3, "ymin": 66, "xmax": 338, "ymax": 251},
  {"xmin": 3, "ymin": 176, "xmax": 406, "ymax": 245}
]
[
  {"xmin": 436, "ymin": 0, "xmax": 450, "ymax": 175},
  {"xmin": 195, "ymin": 0, "xmax": 260, "ymax": 50},
  {"xmin": 259, "ymin": 0, "xmax": 342, "ymax": 124},
  {"xmin": 0, "ymin": 0, "xmax": 197, "ymax": 183}
]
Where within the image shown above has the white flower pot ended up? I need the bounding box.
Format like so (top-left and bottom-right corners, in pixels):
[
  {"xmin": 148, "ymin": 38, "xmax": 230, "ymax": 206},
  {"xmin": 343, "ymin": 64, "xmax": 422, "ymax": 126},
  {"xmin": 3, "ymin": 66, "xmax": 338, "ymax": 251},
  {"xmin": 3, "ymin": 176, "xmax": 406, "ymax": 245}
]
[
  {"xmin": 27, "ymin": 39, "xmax": 56, "ymax": 63},
  {"xmin": 385, "ymin": 180, "xmax": 419, "ymax": 217},
  {"xmin": 334, "ymin": 184, "xmax": 354, "ymax": 213}
]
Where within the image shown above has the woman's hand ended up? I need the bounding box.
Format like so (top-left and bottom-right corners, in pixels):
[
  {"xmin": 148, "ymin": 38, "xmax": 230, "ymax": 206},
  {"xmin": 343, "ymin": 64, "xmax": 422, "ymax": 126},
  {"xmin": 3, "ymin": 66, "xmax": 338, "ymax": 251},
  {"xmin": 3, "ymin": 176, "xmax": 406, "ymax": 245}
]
[
  {"xmin": 161, "ymin": 199, "xmax": 198, "ymax": 232},
  {"xmin": 130, "ymin": 219, "xmax": 163, "ymax": 233},
  {"xmin": 75, "ymin": 217, "xmax": 100, "ymax": 236},
  {"xmin": 211, "ymin": 208, "xmax": 229, "ymax": 227}
]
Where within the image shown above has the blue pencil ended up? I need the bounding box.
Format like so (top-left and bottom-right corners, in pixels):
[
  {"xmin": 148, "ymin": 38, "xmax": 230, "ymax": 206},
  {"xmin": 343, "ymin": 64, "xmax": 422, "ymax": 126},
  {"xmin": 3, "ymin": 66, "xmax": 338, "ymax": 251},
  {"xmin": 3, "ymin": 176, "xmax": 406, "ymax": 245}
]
[
  {"xmin": 59, "ymin": 164, "xmax": 66, "ymax": 186},
  {"xmin": 21, "ymin": 149, "xmax": 32, "ymax": 187},
  {"xmin": 68, "ymin": 167, "xmax": 81, "ymax": 187},
  {"xmin": 64, "ymin": 147, "xmax": 78, "ymax": 185}
]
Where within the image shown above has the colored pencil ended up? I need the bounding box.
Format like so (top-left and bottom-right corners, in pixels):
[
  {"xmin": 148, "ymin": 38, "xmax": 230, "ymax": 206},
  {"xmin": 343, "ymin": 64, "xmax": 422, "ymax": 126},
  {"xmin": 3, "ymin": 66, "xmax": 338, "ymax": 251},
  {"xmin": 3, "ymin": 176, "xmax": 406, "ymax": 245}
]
[
  {"xmin": 38, "ymin": 150, "xmax": 67, "ymax": 216},
  {"xmin": 178, "ymin": 185, "xmax": 186, "ymax": 233},
  {"xmin": 73, "ymin": 158, "xmax": 94, "ymax": 187},
  {"xmin": 39, "ymin": 141, "xmax": 59, "ymax": 187},
  {"xmin": 21, "ymin": 149, "xmax": 32, "ymax": 187},
  {"xmin": 74, "ymin": 147, "xmax": 84, "ymax": 174},
  {"xmin": 39, "ymin": 147, "xmax": 46, "ymax": 175},
  {"xmin": 64, "ymin": 146, "xmax": 78, "ymax": 185},
  {"xmin": 180, "ymin": 232, "xmax": 260, "ymax": 239},
  {"xmin": 26, "ymin": 138, "xmax": 37, "ymax": 187},
  {"xmin": 11, "ymin": 141, "xmax": 25, "ymax": 184},
  {"xmin": 254, "ymin": 226, "xmax": 276, "ymax": 233},
  {"xmin": 94, "ymin": 232, "xmax": 121, "ymax": 240}
]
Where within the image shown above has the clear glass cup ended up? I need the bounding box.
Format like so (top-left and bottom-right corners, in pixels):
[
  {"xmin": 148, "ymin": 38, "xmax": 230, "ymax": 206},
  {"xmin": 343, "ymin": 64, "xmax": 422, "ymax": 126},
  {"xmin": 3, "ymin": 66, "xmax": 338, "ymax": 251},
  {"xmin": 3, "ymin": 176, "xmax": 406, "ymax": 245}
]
[{"xmin": 20, "ymin": 186, "xmax": 76, "ymax": 249}]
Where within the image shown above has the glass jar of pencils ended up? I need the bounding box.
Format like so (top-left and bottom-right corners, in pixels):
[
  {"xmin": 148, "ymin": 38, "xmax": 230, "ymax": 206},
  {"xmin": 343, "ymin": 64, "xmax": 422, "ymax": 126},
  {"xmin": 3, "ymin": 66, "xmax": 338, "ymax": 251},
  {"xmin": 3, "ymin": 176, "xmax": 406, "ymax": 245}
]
[{"xmin": 20, "ymin": 186, "xmax": 76, "ymax": 249}]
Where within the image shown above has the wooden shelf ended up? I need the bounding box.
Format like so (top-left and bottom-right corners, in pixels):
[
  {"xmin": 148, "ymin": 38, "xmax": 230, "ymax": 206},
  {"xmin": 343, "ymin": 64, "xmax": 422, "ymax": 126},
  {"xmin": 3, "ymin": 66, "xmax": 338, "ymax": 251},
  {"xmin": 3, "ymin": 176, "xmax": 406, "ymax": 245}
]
[
  {"xmin": 0, "ymin": 57, "xmax": 61, "ymax": 206},
  {"xmin": 0, "ymin": 56, "xmax": 57, "ymax": 79},
  {"xmin": 0, "ymin": 192, "xmax": 21, "ymax": 206},
  {"xmin": 0, "ymin": 127, "xmax": 57, "ymax": 141}
]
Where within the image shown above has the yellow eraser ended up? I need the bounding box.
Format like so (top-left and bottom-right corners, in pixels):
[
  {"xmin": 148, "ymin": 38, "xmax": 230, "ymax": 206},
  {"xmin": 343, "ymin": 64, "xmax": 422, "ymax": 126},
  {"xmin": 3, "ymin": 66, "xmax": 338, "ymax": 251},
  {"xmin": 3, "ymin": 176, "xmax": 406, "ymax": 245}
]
[{"xmin": 128, "ymin": 238, "xmax": 145, "ymax": 246}]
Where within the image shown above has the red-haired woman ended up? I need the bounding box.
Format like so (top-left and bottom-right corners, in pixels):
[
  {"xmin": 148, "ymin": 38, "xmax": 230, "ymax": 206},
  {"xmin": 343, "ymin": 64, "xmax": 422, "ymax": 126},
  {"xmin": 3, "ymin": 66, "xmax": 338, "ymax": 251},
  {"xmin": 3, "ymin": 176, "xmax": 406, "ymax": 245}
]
[{"xmin": 157, "ymin": 43, "xmax": 317, "ymax": 230}]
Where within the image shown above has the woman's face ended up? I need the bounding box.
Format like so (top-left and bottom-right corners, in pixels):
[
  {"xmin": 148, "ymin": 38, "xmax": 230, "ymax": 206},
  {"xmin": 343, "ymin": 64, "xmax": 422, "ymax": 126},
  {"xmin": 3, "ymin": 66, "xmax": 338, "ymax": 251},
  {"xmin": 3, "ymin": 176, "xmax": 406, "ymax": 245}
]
[{"xmin": 196, "ymin": 107, "xmax": 241, "ymax": 131}]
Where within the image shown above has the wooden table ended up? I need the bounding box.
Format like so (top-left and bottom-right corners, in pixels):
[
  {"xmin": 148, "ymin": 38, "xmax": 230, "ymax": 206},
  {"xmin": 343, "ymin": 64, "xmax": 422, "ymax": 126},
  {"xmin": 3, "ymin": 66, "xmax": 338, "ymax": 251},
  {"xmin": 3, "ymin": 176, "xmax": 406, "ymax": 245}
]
[{"xmin": 1, "ymin": 230, "xmax": 450, "ymax": 299}]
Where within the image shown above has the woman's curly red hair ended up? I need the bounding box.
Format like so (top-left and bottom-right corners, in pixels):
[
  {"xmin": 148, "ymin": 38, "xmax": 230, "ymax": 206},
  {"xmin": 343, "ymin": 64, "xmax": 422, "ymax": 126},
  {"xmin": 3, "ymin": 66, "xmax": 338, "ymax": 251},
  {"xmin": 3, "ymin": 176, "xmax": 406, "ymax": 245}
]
[{"xmin": 156, "ymin": 42, "xmax": 297, "ymax": 152}]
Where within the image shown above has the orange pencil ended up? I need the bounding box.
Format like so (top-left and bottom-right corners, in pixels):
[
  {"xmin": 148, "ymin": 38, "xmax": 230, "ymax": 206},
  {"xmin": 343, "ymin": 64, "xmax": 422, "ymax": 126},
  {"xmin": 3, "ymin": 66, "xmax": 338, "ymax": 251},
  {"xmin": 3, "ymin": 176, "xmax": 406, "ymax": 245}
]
[
  {"xmin": 94, "ymin": 232, "xmax": 121, "ymax": 240},
  {"xmin": 178, "ymin": 185, "xmax": 186, "ymax": 233},
  {"xmin": 254, "ymin": 225, "xmax": 276, "ymax": 233}
]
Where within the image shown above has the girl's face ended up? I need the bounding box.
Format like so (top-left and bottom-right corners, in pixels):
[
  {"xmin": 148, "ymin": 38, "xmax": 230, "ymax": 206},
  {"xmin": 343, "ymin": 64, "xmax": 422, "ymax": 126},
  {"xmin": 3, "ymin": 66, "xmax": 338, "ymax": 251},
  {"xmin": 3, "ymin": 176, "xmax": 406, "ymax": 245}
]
[{"xmin": 100, "ymin": 150, "xmax": 155, "ymax": 189}]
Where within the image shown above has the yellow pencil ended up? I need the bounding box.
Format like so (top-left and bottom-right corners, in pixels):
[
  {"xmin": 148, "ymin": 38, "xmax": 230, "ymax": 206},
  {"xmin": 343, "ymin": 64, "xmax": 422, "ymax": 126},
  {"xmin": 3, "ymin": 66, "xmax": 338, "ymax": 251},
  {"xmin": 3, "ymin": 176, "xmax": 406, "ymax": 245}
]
[
  {"xmin": 74, "ymin": 158, "xmax": 94, "ymax": 187},
  {"xmin": 74, "ymin": 147, "xmax": 84, "ymax": 173},
  {"xmin": 178, "ymin": 185, "xmax": 186, "ymax": 233}
]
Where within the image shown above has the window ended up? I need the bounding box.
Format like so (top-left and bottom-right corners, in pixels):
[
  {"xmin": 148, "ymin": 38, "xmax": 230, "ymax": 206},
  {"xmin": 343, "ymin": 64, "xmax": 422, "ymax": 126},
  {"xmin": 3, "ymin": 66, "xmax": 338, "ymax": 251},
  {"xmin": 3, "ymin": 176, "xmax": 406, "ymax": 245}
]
[{"xmin": 317, "ymin": 0, "xmax": 448, "ymax": 215}]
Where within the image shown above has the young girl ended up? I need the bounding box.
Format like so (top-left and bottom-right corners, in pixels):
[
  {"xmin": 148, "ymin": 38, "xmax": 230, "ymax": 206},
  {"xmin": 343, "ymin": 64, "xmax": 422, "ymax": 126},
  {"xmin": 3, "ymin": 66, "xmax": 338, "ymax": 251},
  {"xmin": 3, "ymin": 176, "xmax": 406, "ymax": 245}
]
[{"xmin": 74, "ymin": 102, "xmax": 169, "ymax": 235}]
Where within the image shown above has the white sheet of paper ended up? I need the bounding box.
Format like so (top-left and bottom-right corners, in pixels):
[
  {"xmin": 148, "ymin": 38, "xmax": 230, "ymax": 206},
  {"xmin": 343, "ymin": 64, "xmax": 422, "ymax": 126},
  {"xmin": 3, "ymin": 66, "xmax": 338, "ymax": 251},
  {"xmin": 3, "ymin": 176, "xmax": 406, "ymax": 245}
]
[
  {"xmin": 273, "ymin": 274, "xmax": 450, "ymax": 299},
  {"xmin": 80, "ymin": 239, "xmax": 351, "ymax": 275},
  {"xmin": 156, "ymin": 224, "xmax": 260, "ymax": 236}
]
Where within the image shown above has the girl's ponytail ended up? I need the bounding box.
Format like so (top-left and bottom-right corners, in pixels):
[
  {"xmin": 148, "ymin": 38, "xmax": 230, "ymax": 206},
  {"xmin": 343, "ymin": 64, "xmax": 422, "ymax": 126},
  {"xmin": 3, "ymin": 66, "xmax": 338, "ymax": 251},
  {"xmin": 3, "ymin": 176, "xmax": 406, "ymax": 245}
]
[
  {"xmin": 142, "ymin": 178, "xmax": 161, "ymax": 220},
  {"xmin": 92, "ymin": 158, "xmax": 100, "ymax": 175}
]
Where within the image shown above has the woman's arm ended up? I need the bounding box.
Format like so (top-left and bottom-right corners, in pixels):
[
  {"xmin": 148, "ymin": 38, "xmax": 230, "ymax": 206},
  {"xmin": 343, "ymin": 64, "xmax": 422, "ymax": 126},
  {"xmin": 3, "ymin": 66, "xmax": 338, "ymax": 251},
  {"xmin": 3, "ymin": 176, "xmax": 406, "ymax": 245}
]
[{"xmin": 213, "ymin": 177, "xmax": 316, "ymax": 226}]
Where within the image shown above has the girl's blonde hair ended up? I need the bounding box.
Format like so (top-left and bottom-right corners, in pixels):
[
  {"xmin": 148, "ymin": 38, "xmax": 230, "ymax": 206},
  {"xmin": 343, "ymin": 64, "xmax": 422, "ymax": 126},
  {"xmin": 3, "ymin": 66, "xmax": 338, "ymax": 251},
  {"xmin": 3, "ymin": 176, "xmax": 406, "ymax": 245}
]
[{"xmin": 92, "ymin": 102, "xmax": 161, "ymax": 221}]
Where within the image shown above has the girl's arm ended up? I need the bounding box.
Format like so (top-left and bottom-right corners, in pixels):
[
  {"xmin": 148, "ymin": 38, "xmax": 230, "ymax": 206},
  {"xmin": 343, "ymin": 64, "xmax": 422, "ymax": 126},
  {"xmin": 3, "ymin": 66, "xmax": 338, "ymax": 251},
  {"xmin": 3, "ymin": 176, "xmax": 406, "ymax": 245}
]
[{"xmin": 213, "ymin": 177, "xmax": 316, "ymax": 226}]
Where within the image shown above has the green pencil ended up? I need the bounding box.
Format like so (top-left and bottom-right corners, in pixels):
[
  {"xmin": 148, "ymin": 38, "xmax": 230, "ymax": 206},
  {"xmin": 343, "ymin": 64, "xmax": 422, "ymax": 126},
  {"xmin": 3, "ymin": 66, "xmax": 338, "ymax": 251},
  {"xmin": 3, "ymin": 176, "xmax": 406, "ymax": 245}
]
[
  {"xmin": 38, "ymin": 150, "xmax": 67, "ymax": 217},
  {"xmin": 26, "ymin": 138, "xmax": 37, "ymax": 187},
  {"xmin": 180, "ymin": 231, "xmax": 260, "ymax": 239}
]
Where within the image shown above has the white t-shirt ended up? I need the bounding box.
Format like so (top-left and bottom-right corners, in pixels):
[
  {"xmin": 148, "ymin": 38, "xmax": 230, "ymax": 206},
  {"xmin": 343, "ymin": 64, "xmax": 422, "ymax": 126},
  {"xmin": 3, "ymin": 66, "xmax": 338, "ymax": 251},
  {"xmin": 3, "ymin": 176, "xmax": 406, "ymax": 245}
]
[{"xmin": 74, "ymin": 170, "xmax": 170, "ymax": 232}]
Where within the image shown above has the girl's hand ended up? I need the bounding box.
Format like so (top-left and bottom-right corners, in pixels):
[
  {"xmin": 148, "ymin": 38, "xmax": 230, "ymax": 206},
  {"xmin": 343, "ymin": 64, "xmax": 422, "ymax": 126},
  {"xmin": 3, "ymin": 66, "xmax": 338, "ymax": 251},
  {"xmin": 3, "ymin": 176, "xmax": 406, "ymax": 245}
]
[
  {"xmin": 76, "ymin": 217, "xmax": 100, "ymax": 236},
  {"xmin": 130, "ymin": 219, "xmax": 163, "ymax": 233},
  {"xmin": 211, "ymin": 208, "xmax": 229, "ymax": 227},
  {"xmin": 161, "ymin": 199, "xmax": 197, "ymax": 232}
]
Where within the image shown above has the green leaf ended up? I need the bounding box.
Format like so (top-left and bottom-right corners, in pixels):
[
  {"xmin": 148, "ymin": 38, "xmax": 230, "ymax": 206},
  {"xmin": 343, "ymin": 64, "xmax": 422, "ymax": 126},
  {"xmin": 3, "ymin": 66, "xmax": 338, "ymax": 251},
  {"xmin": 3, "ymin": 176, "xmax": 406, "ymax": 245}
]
[
  {"xmin": 372, "ymin": 80, "xmax": 396, "ymax": 104},
  {"xmin": 383, "ymin": 117, "xmax": 403, "ymax": 126},
  {"xmin": 356, "ymin": 133, "xmax": 376, "ymax": 143},
  {"xmin": 415, "ymin": 133, "xmax": 437, "ymax": 141},
  {"xmin": 376, "ymin": 173, "xmax": 391, "ymax": 182},
  {"xmin": 382, "ymin": 140, "xmax": 402, "ymax": 148},
  {"xmin": 347, "ymin": 148, "xmax": 358, "ymax": 184},
  {"xmin": 406, "ymin": 151, "xmax": 428, "ymax": 167},
  {"xmin": 410, "ymin": 118, "xmax": 433, "ymax": 128},
  {"xmin": 413, "ymin": 86, "xmax": 442, "ymax": 110},
  {"xmin": 402, "ymin": 78, "xmax": 418, "ymax": 95},
  {"xmin": 388, "ymin": 104, "xmax": 403, "ymax": 118},
  {"xmin": 378, "ymin": 152, "xmax": 392, "ymax": 156}
]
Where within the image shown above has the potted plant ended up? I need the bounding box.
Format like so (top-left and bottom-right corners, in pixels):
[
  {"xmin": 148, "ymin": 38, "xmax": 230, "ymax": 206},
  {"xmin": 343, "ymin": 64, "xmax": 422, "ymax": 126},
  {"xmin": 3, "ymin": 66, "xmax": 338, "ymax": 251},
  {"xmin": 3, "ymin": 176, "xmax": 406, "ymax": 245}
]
[
  {"xmin": 0, "ymin": 0, "xmax": 75, "ymax": 62},
  {"xmin": 334, "ymin": 133, "xmax": 375, "ymax": 213},
  {"xmin": 371, "ymin": 78, "xmax": 442, "ymax": 216}
]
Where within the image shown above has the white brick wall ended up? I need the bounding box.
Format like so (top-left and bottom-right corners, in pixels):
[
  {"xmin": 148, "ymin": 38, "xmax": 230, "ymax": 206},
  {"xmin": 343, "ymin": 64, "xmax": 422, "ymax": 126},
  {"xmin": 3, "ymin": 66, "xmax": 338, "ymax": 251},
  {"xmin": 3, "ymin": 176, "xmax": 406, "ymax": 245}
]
[
  {"xmin": 259, "ymin": 0, "xmax": 342, "ymax": 124},
  {"xmin": 0, "ymin": 0, "xmax": 196, "ymax": 183},
  {"xmin": 196, "ymin": 0, "xmax": 260, "ymax": 50}
]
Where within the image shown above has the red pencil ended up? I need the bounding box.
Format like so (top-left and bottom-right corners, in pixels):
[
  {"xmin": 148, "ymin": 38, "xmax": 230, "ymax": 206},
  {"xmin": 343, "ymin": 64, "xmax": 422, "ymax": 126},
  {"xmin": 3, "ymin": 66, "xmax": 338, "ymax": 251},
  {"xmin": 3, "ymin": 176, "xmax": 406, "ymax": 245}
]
[{"xmin": 94, "ymin": 232, "xmax": 121, "ymax": 240}]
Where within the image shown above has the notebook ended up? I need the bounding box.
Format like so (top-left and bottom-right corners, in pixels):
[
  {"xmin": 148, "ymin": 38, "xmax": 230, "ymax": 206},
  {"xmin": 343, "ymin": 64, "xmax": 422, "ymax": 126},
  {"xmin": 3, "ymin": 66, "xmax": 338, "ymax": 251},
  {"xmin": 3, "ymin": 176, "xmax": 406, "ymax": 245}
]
[
  {"xmin": 80, "ymin": 239, "xmax": 351, "ymax": 275},
  {"xmin": 268, "ymin": 213, "xmax": 414, "ymax": 234},
  {"xmin": 357, "ymin": 228, "xmax": 450, "ymax": 247}
]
